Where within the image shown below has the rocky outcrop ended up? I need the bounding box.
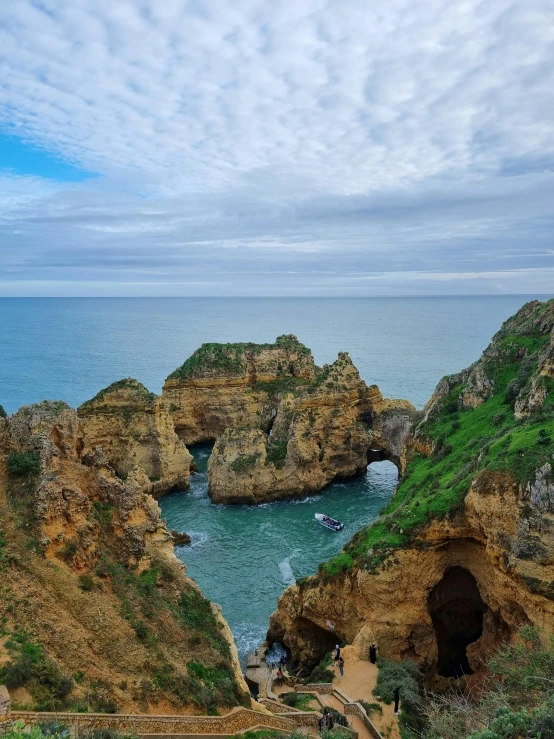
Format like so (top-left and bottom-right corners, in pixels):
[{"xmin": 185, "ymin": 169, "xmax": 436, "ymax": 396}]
[
  {"xmin": 162, "ymin": 335, "xmax": 316, "ymax": 444},
  {"xmin": 268, "ymin": 299, "xmax": 554, "ymax": 685},
  {"xmin": 208, "ymin": 353, "xmax": 417, "ymax": 504},
  {"xmin": 0, "ymin": 401, "xmax": 249, "ymax": 713},
  {"xmin": 78, "ymin": 378, "xmax": 192, "ymax": 497}
]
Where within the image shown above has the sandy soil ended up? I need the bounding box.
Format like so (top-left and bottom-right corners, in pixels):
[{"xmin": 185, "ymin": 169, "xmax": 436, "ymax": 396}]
[{"xmin": 329, "ymin": 646, "xmax": 401, "ymax": 739}]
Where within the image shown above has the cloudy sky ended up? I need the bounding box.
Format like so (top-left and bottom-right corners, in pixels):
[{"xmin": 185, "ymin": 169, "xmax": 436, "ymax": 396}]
[{"xmin": 1, "ymin": 0, "xmax": 553, "ymax": 296}]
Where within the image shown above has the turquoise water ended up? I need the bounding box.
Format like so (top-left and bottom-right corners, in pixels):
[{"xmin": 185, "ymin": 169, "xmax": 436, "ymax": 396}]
[
  {"xmin": 2, "ymin": 295, "xmax": 551, "ymax": 662},
  {"xmin": 159, "ymin": 446, "xmax": 398, "ymax": 662}
]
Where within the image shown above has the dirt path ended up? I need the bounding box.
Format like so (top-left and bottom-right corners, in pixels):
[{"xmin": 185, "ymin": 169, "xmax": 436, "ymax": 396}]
[{"xmin": 330, "ymin": 647, "xmax": 400, "ymax": 739}]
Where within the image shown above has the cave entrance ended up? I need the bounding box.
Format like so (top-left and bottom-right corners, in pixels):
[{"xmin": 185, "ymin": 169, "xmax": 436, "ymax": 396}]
[
  {"xmin": 428, "ymin": 567, "xmax": 487, "ymax": 678},
  {"xmin": 296, "ymin": 617, "xmax": 340, "ymax": 671}
]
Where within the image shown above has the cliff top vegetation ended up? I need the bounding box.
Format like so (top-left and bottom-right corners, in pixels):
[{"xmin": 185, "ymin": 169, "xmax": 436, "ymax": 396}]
[
  {"xmin": 78, "ymin": 378, "xmax": 157, "ymax": 415},
  {"xmin": 166, "ymin": 335, "xmax": 312, "ymax": 381},
  {"xmin": 322, "ymin": 299, "xmax": 554, "ymax": 576}
]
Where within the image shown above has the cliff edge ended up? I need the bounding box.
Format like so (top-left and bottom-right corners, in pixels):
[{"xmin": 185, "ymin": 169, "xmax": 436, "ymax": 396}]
[
  {"xmin": 0, "ymin": 401, "xmax": 249, "ymax": 714},
  {"xmin": 268, "ymin": 299, "xmax": 554, "ymax": 686}
]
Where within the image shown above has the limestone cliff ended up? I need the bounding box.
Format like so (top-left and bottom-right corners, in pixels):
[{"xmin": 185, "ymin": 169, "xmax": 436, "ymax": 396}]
[
  {"xmin": 162, "ymin": 335, "xmax": 316, "ymax": 444},
  {"xmin": 208, "ymin": 352, "xmax": 417, "ymax": 504},
  {"xmin": 268, "ymin": 299, "xmax": 554, "ymax": 685},
  {"xmin": 0, "ymin": 401, "xmax": 249, "ymax": 714},
  {"xmin": 78, "ymin": 378, "xmax": 192, "ymax": 498}
]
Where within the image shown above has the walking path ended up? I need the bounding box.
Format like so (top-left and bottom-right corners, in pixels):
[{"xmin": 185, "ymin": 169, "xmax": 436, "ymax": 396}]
[{"xmin": 329, "ymin": 647, "xmax": 400, "ymax": 739}]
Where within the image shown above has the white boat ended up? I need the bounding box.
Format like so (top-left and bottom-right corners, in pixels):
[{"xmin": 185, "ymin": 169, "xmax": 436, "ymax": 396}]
[{"xmin": 315, "ymin": 513, "xmax": 344, "ymax": 532}]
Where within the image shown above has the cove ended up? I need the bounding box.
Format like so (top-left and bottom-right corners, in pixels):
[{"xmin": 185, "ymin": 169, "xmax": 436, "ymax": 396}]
[{"xmin": 159, "ymin": 445, "xmax": 398, "ymax": 664}]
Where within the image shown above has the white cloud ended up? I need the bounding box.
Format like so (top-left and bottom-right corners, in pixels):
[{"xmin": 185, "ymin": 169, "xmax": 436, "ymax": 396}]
[{"xmin": 0, "ymin": 0, "xmax": 553, "ymax": 294}]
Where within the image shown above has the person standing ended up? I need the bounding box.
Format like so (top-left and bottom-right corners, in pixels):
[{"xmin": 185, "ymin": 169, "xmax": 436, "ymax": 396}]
[
  {"xmin": 334, "ymin": 644, "xmax": 341, "ymax": 664},
  {"xmin": 393, "ymin": 686, "xmax": 400, "ymax": 715},
  {"xmin": 338, "ymin": 656, "xmax": 344, "ymax": 676},
  {"xmin": 369, "ymin": 644, "xmax": 377, "ymax": 664}
]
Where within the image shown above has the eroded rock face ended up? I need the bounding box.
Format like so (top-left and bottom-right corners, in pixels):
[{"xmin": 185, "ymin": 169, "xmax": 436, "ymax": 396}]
[
  {"xmin": 268, "ymin": 299, "xmax": 554, "ymax": 684},
  {"xmin": 268, "ymin": 469, "xmax": 554, "ymax": 683},
  {"xmin": 0, "ymin": 401, "xmax": 249, "ymax": 713},
  {"xmin": 162, "ymin": 335, "xmax": 316, "ymax": 444},
  {"xmin": 208, "ymin": 353, "xmax": 417, "ymax": 504},
  {"xmin": 78, "ymin": 378, "xmax": 192, "ymax": 497}
]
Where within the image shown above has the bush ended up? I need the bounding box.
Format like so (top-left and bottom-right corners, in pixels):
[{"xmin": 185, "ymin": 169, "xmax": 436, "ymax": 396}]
[
  {"xmin": 78, "ymin": 574, "xmax": 95, "ymax": 592},
  {"xmin": 373, "ymin": 658, "xmax": 421, "ymax": 705},
  {"xmin": 0, "ymin": 636, "xmax": 74, "ymax": 707},
  {"xmin": 7, "ymin": 450, "xmax": 41, "ymax": 477},
  {"xmin": 358, "ymin": 700, "xmax": 382, "ymax": 716},
  {"xmin": 133, "ymin": 621, "xmax": 149, "ymax": 642},
  {"xmin": 281, "ymin": 692, "xmax": 316, "ymax": 711},
  {"xmin": 424, "ymin": 627, "xmax": 554, "ymax": 739},
  {"xmin": 60, "ymin": 540, "xmax": 78, "ymax": 562},
  {"xmin": 304, "ymin": 654, "xmax": 335, "ymax": 684},
  {"xmin": 0, "ymin": 404, "xmax": 7, "ymax": 419}
]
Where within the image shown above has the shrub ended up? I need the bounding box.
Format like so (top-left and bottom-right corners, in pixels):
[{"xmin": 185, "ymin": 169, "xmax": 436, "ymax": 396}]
[
  {"xmin": 424, "ymin": 627, "xmax": 554, "ymax": 739},
  {"xmin": 78, "ymin": 574, "xmax": 95, "ymax": 592},
  {"xmin": 281, "ymin": 692, "xmax": 316, "ymax": 711},
  {"xmin": 304, "ymin": 654, "xmax": 335, "ymax": 684},
  {"xmin": 0, "ymin": 404, "xmax": 7, "ymax": 418},
  {"xmin": 59, "ymin": 540, "xmax": 78, "ymax": 562},
  {"xmin": 133, "ymin": 621, "xmax": 149, "ymax": 642},
  {"xmin": 176, "ymin": 588, "xmax": 230, "ymax": 657},
  {"xmin": 358, "ymin": 700, "xmax": 382, "ymax": 717},
  {"xmin": 7, "ymin": 450, "xmax": 41, "ymax": 477},
  {"xmin": 231, "ymin": 453, "xmax": 261, "ymax": 472},
  {"xmin": 0, "ymin": 636, "xmax": 74, "ymax": 707}
]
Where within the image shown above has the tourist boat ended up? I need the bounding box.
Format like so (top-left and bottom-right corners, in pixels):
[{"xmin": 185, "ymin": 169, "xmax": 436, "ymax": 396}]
[{"xmin": 315, "ymin": 513, "xmax": 344, "ymax": 532}]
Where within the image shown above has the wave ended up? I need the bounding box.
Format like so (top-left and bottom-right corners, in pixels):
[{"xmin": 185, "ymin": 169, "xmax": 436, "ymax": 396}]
[
  {"xmin": 232, "ymin": 622, "xmax": 268, "ymax": 663},
  {"xmin": 187, "ymin": 531, "xmax": 209, "ymax": 548},
  {"xmin": 278, "ymin": 557, "xmax": 295, "ymax": 586}
]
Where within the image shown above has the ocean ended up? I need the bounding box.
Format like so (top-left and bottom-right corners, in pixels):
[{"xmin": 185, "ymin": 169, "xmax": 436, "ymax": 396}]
[{"xmin": 1, "ymin": 295, "xmax": 549, "ymax": 661}]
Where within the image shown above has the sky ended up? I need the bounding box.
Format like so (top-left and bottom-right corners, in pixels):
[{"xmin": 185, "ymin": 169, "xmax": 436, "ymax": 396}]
[{"xmin": 1, "ymin": 0, "xmax": 553, "ymax": 297}]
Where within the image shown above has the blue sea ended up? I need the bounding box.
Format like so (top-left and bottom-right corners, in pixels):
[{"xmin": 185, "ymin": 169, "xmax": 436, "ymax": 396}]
[
  {"xmin": 2, "ymin": 295, "xmax": 550, "ymax": 661},
  {"xmin": 2, "ymin": 296, "xmax": 548, "ymax": 415}
]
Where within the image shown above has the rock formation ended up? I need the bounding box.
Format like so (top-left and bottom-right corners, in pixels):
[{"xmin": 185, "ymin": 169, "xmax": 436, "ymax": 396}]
[
  {"xmin": 162, "ymin": 335, "xmax": 316, "ymax": 444},
  {"xmin": 78, "ymin": 378, "xmax": 192, "ymax": 497},
  {"xmin": 208, "ymin": 352, "xmax": 417, "ymax": 504},
  {"xmin": 268, "ymin": 299, "xmax": 554, "ymax": 686},
  {"xmin": 0, "ymin": 401, "xmax": 249, "ymax": 714}
]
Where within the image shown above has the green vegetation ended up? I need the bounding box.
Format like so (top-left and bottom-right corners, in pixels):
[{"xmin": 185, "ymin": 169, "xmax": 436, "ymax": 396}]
[
  {"xmin": 175, "ymin": 588, "xmax": 230, "ymax": 657},
  {"xmin": 231, "ymin": 452, "xmax": 261, "ymax": 472},
  {"xmin": 280, "ymin": 692, "xmax": 317, "ymax": 711},
  {"xmin": 424, "ymin": 627, "xmax": 554, "ymax": 739},
  {"xmin": 78, "ymin": 573, "xmax": 95, "ymax": 591},
  {"xmin": 92, "ymin": 501, "xmax": 115, "ymax": 527},
  {"xmin": 304, "ymin": 653, "xmax": 335, "ymax": 684},
  {"xmin": 0, "ymin": 634, "xmax": 74, "ymax": 710},
  {"xmin": 0, "ymin": 404, "xmax": 7, "ymax": 418},
  {"xmin": 184, "ymin": 660, "xmax": 246, "ymax": 713},
  {"xmin": 322, "ymin": 300, "xmax": 554, "ymax": 574},
  {"xmin": 373, "ymin": 658, "xmax": 424, "ymax": 739},
  {"xmin": 7, "ymin": 450, "xmax": 41, "ymax": 477},
  {"xmin": 167, "ymin": 335, "xmax": 311, "ymax": 381},
  {"xmin": 5, "ymin": 722, "xmax": 136, "ymax": 739},
  {"xmin": 266, "ymin": 438, "xmax": 288, "ymax": 468},
  {"xmin": 78, "ymin": 378, "xmax": 156, "ymax": 414}
]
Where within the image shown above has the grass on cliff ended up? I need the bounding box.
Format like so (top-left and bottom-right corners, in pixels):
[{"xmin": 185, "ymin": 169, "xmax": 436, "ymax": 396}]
[
  {"xmin": 78, "ymin": 378, "xmax": 157, "ymax": 414},
  {"xmin": 0, "ymin": 634, "xmax": 74, "ymax": 711},
  {"xmin": 167, "ymin": 335, "xmax": 311, "ymax": 381},
  {"xmin": 322, "ymin": 317, "xmax": 554, "ymax": 575},
  {"xmin": 423, "ymin": 626, "xmax": 554, "ymax": 739}
]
